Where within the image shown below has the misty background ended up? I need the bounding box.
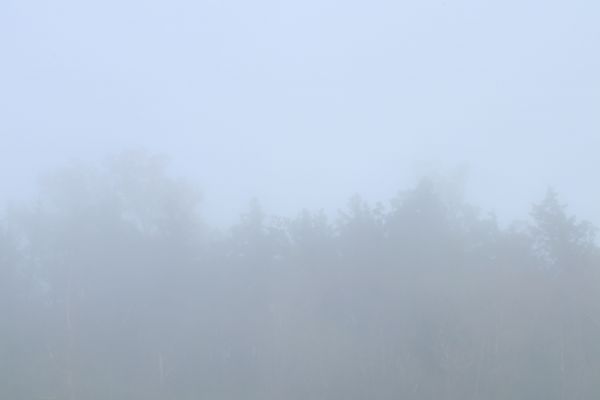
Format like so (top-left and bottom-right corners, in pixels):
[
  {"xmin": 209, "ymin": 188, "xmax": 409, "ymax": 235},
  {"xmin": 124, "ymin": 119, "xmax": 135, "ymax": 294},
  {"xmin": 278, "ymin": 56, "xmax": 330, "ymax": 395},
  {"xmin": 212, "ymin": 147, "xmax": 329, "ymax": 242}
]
[
  {"xmin": 2, "ymin": 0, "xmax": 599, "ymax": 226},
  {"xmin": 2, "ymin": 1, "xmax": 600, "ymax": 399}
]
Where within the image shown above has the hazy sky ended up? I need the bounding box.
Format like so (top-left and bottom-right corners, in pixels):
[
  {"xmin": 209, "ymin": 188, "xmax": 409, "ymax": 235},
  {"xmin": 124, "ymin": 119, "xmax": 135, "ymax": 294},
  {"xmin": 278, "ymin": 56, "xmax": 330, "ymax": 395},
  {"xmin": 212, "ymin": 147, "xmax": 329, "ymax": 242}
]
[{"xmin": 1, "ymin": 0, "xmax": 599, "ymax": 226}]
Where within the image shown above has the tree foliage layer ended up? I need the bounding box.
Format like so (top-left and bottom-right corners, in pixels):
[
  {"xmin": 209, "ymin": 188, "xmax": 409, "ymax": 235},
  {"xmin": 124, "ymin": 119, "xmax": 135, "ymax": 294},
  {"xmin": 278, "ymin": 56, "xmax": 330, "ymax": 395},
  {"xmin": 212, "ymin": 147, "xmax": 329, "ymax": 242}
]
[{"xmin": 1, "ymin": 154, "xmax": 599, "ymax": 400}]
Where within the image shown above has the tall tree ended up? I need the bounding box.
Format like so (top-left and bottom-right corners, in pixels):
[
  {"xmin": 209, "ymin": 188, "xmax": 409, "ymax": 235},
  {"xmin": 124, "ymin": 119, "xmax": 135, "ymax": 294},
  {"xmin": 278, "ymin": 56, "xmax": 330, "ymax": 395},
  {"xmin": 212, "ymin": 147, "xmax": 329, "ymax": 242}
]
[{"xmin": 530, "ymin": 188, "xmax": 596, "ymax": 270}]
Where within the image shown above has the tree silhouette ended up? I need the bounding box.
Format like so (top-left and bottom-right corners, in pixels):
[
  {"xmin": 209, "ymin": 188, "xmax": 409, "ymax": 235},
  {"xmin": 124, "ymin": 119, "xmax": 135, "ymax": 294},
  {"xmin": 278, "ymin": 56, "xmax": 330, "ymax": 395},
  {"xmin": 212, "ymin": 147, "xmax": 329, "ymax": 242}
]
[
  {"xmin": 530, "ymin": 188, "xmax": 596, "ymax": 270},
  {"xmin": 2, "ymin": 157, "xmax": 600, "ymax": 400}
]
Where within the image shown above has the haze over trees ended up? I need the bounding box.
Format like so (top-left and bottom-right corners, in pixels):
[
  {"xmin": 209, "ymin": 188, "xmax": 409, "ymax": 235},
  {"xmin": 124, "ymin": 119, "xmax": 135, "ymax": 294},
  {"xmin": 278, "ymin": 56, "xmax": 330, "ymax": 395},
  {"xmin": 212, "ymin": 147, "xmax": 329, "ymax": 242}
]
[{"xmin": 1, "ymin": 152, "xmax": 599, "ymax": 400}]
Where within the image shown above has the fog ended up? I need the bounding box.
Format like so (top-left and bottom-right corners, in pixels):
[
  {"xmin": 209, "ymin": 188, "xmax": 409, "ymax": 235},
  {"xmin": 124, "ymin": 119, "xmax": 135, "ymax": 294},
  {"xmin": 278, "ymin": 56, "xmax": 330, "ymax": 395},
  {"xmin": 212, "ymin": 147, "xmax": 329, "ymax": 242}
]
[
  {"xmin": 2, "ymin": 0, "xmax": 600, "ymax": 225},
  {"xmin": 2, "ymin": 0, "xmax": 600, "ymax": 399}
]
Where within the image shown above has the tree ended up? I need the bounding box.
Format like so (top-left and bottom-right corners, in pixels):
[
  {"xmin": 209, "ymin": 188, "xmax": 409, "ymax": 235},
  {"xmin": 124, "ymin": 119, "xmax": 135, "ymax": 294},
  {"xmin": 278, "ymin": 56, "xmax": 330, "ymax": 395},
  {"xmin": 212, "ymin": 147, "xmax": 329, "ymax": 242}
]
[
  {"xmin": 530, "ymin": 188, "xmax": 597, "ymax": 270},
  {"xmin": 10, "ymin": 151, "xmax": 205, "ymax": 400}
]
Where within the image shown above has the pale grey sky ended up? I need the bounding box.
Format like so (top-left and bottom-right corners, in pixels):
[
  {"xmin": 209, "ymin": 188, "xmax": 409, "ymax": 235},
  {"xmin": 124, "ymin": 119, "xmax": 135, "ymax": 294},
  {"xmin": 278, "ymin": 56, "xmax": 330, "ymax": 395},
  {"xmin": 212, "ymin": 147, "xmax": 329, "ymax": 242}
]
[{"xmin": 1, "ymin": 0, "xmax": 599, "ymax": 226}]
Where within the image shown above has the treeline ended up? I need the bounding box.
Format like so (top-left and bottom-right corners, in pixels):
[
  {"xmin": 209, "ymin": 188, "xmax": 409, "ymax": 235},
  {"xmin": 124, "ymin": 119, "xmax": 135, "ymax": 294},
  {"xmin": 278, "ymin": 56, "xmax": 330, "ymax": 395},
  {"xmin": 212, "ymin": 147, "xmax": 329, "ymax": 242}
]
[{"xmin": 1, "ymin": 152, "xmax": 599, "ymax": 400}]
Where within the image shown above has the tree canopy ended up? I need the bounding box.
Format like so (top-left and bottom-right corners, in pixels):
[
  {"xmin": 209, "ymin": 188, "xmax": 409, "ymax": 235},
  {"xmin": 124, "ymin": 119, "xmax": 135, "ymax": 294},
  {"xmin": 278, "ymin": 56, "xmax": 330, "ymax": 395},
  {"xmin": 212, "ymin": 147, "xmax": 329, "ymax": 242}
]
[{"xmin": 2, "ymin": 153, "xmax": 599, "ymax": 400}]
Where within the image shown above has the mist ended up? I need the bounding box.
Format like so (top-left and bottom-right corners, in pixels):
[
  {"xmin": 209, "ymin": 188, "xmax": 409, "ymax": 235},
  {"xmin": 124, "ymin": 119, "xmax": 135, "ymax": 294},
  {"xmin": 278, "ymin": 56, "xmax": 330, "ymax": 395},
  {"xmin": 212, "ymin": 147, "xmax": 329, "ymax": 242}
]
[
  {"xmin": 2, "ymin": 0, "xmax": 600, "ymax": 398},
  {"xmin": 2, "ymin": 0, "xmax": 600, "ymax": 226}
]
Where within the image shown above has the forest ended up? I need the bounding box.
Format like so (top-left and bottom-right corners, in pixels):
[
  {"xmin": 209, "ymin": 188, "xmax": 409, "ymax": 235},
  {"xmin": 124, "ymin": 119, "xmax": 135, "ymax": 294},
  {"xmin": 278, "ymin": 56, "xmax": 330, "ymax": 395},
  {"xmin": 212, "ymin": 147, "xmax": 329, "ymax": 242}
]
[{"xmin": 1, "ymin": 152, "xmax": 599, "ymax": 400}]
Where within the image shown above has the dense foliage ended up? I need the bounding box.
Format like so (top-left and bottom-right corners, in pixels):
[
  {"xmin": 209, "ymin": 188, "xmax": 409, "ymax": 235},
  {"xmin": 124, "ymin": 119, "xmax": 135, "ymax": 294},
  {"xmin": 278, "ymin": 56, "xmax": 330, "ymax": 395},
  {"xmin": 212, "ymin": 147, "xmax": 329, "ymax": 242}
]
[{"xmin": 1, "ymin": 153, "xmax": 599, "ymax": 400}]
